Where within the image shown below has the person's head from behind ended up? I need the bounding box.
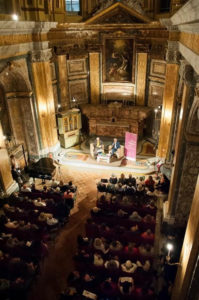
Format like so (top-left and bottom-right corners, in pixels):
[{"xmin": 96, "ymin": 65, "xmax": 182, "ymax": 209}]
[
  {"xmin": 68, "ymin": 181, "xmax": 73, "ymax": 186},
  {"xmin": 122, "ymin": 281, "xmax": 131, "ymax": 294},
  {"xmin": 148, "ymin": 175, "xmax": 153, "ymax": 181},
  {"xmin": 95, "ymin": 238, "xmax": 102, "ymax": 247}
]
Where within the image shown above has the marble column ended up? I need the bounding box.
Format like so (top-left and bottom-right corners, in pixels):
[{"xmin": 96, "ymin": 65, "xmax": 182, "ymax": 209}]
[
  {"xmin": 136, "ymin": 52, "xmax": 148, "ymax": 106},
  {"xmin": 57, "ymin": 55, "xmax": 70, "ymax": 109},
  {"xmin": 157, "ymin": 42, "xmax": 180, "ymax": 159},
  {"xmin": 31, "ymin": 49, "xmax": 59, "ymax": 156},
  {"xmin": 0, "ymin": 122, "xmax": 17, "ymax": 194},
  {"xmin": 89, "ymin": 52, "xmax": 100, "ymax": 105},
  {"xmin": 171, "ymin": 175, "xmax": 199, "ymax": 300},
  {"xmin": 166, "ymin": 67, "xmax": 199, "ymax": 226}
]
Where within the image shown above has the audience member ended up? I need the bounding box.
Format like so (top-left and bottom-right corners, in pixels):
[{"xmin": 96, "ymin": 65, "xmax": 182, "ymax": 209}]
[
  {"xmin": 129, "ymin": 211, "xmax": 142, "ymax": 222},
  {"xmin": 121, "ymin": 260, "xmax": 137, "ymax": 274},
  {"xmin": 118, "ymin": 276, "xmax": 134, "ymax": 295},
  {"xmin": 93, "ymin": 238, "xmax": 109, "ymax": 254},
  {"xmin": 109, "ymin": 240, "xmax": 123, "ymax": 252},
  {"xmin": 21, "ymin": 184, "xmax": 31, "ymax": 192},
  {"xmin": 104, "ymin": 258, "xmax": 120, "ymax": 271},
  {"xmin": 93, "ymin": 253, "xmax": 104, "ymax": 266},
  {"xmin": 145, "ymin": 176, "xmax": 155, "ymax": 191}
]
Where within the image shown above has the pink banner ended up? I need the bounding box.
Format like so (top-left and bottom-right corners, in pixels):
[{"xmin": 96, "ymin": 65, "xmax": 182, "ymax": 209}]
[{"xmin": 125, "ymin": 132, "xmax": 137, "ymax": 161}]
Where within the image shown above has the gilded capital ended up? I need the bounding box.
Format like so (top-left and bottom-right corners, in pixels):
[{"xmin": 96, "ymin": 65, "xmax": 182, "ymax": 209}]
[
  {"xmin": 166, "ymin": 41, "xmax": 180, "ymax": 64},
  {"xmin": 30, "ymin": 49, "xmax": 52, "ymax": 63}
]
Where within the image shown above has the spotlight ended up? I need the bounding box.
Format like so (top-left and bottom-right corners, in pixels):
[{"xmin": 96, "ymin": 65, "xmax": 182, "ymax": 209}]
[{"xmin": 12, "ymin": 14, "xmax": 18, "ymax": 21}]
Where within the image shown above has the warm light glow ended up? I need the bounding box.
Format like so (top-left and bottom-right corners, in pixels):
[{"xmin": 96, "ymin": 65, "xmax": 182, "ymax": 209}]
[
  {"xmin": 167, "ymin": 243, "xmax": 173, "ymax": 251},
  {"xmin": 165, "ymin": 109, "xmax": 172, "ymax": 121},
  {"xmin": 58, "ymin": 104, "xmax": 61, "ymax": 108},
  {"xmin": 154, "ymin": 109, "xmax": 158, "ymax": 113},
  {"xmin": 179, "ymin": 107, "xmax": 183, "ymax": 120},
  {"xmin": 2, "ymin": 135, "xmax": 6, "ymax": 140},
  {"xmin": 12, "ymin": 14, "xmax": 18, "ymax": 21},
  {"xmin": 38, "ymin": 101, "xmax": 47, "ymax": 115}
]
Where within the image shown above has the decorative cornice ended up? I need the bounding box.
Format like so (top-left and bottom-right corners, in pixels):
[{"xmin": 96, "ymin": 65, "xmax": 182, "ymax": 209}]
[
  {"xmin": 85, "ymin": 1, "xmax": 150, "ymax": 25},
  {"xmin": 160, "ymin": 18, "xmax": 179, "ymax": 32},
  {"xmin": 0, "ymin": 21, "xmax": 57, "ymax": 36},
  {"xmin": 0, "ymin": 33, "xmax": 48, "ymax": 47},
  {"xmin": 93, "ymin": 0, "xmax": 145, "ymax": 16}
]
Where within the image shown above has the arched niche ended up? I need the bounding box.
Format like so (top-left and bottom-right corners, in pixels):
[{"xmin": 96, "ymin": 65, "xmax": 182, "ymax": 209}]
[{"xmin": 0, "ymin": 60, "xmax": 40, "ymax": 157}]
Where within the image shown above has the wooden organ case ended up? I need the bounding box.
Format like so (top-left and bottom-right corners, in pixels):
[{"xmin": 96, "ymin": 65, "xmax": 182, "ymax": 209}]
[{"xmin": 57, "ymin": 109, "xmax": 82, "ymax": 148}]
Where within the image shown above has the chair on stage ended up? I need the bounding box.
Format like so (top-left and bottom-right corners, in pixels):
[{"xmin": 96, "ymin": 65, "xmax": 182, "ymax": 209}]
[
  {"xmin": 108, "ymin": 144, "xmax": 125, "ymax": 159},
  {"xmin": 90, "ymin": 143, "xmax": 105, "ymax": 158}
]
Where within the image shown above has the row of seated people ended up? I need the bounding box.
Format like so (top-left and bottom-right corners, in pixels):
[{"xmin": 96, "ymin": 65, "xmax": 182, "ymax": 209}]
[
  {"xmin": 75, "ymin": 235, "xmax": 154, "ymax": 264},
  {"xmin": 60, "ymin": 175, "xmax": 157, "ymax": 300},
  {"xmin": 3, "ymin": 195, "xmax": 73, "ymax": 222},
  {"xmin": 61, "ymin": 268, "xmax": 155, "ymax": 300},
  {"xmin": 0, "ymin": 181, "xmax": 76, "ymax": 299},
  {"xmin": 97, "ymin": 173, "xmax": 169, "ymax": 195},
  {"xmin": 21, "ymin": 179, "xmax": 77, "ymax": 194},
  {"xmin": 90, "ymin": 207, "xmax": 156, "ymax": 231},
  {"xmin": 86, "ymin": 220, "xmax": 155, "ymax": 246},
  {"xmin": 63, "ymin": 238, "xmax": 155, "ymax": 300},
  {"xmin": 96, "ymin": 194, "xmax": 157, "ymax": 216}
]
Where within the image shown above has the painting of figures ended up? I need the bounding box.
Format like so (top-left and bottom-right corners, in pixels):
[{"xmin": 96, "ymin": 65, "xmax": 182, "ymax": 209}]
[{"xmin": 104, "ymin": 39, "xmax": 134, "ymax": 82}]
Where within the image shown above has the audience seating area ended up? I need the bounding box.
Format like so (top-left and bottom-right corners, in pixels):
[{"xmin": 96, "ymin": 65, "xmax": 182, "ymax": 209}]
[
  {"xmin": 60, "ymin": 174, "xmax": 158, "ymax": 300},
  {"xmin": 0, "ymin": 181, "xmax": 76, "ymax": 300}
]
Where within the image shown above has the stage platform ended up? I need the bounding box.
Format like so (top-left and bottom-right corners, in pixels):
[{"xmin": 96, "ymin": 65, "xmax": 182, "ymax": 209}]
[{"xmin": 54, "ymin": 148, "xmax": 158, "ymax": 175}]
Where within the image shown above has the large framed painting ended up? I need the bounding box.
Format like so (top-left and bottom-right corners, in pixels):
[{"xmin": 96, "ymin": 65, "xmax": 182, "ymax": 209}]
[{"xmin": 103, "ymin": 38, "xmax": 135, "ymax": 83}]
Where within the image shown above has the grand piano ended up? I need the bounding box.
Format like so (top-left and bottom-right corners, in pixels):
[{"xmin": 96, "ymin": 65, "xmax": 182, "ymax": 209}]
[{"xmin": 27, "ymin": 157, "xmax": 56, "ymax": 181}]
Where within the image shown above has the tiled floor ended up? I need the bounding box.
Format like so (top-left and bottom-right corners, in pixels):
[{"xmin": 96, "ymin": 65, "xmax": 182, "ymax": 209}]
[{"xmin": 28, "ymin": 165, "xmax": 157, "ymax": 300}]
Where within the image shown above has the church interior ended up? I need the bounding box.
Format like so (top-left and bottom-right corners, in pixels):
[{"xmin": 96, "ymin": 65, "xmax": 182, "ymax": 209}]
[{"xmin": 0, "ymin": 0, "xmax": 199, "ymax": 299}]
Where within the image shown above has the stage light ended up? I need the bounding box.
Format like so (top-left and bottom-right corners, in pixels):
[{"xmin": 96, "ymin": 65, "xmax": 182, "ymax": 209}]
[{"xmin": 12, "ymin": 14, "xmax": 18, "ymax": 21}]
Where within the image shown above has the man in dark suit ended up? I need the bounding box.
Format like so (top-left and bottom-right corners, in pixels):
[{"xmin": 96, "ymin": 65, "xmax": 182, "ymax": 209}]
[{"xmin": 110, "ymin": 138, "xmax": 120, "ymax": 156}]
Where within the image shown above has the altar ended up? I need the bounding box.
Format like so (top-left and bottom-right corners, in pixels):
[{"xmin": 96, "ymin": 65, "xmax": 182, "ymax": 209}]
[{"xmin": 80, "ymin": 103, "xmax": 151, "ymax": 138}]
